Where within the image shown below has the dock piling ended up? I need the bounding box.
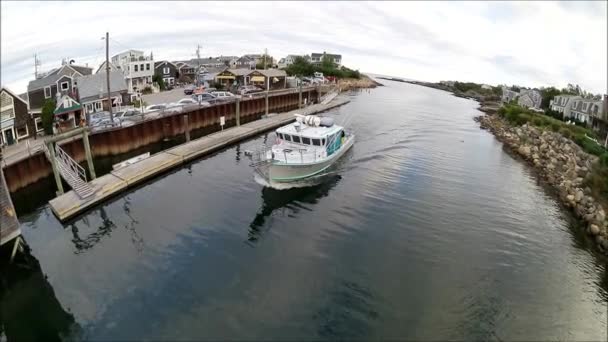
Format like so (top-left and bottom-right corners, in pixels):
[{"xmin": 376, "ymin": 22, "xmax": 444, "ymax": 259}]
[
  {"xmin": 47, "ymin": 142, "xmax": 64, "ymax": 195},
  {"xmin": 236, "ymin": 98, "xmax": 240, "ymax": 126},
  {"xmin": 265, "ymin": 92, "xmax": 269, "ymax": 116},
  {"xmin": 82, "ymin": 129, "xmax": 96, "ymax": 180},
  {"xmin": 183, "ymin": 115, "xmax": 190, "ymax": 142}
]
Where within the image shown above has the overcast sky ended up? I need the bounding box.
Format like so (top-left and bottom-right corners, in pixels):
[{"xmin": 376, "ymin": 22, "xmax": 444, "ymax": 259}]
[{"xmin": 1, "ymin": 1, "xmax": 606, "ymax": 94}]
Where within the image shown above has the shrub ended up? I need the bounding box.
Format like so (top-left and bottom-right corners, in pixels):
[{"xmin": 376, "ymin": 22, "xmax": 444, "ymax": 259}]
[
  {"xmin": 558, "ymin": 127, "xmax": 572, "ymax": 139},
  {"xmin": 41, "ymin": 99, "xmax": 56, "ymax": 135},
  {"xmin": 550, "ymin": 122, "xmax": 560, "ymax": 132}
]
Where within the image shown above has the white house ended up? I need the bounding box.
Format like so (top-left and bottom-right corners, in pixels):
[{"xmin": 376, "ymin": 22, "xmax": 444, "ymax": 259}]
[
  {"xmin": 481, "ymin": 84, "xmax": 492, "ymax": 90},
  {"xmin": 311, "ymin": 52, "xmax": 342, "ymax": 66},
  {"xmin": 501, "ymin": 87, "xmax": 519, "ymax": 103},
  {"xmin": 550, "ymin": 95, "xmax": 581, "ymax": 119},
  {"xmin": 278, "ymin": 55, "xmax": 309, "ymax": 69},
  {"xmin": 111, "ymin": 50, "xmax": 154, "ymax": 93}
]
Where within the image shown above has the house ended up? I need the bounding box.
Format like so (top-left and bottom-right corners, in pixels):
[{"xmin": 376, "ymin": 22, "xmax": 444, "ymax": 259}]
[
  {"xmin": 76, "ymin": 71, "xmax": 130, "ymax": 116},
  {"xmin": 95, "ymin": 61, "xmax": 120, "ymax": 74},
  {"xmin": 311, "ymin": 52, "xmax": 342, "ymax": 66},
  {"xmin": 517, "ymin": 89, "xmax": 542, "ymax": 109},
  {"xmin": 243, "ymin": 54, "xmax": 263, "ymax": 65},
  {"xmin": 501, "ymin": 86, "xmax": 519, "ymax": 103},
  {"xmin": 26, "ymin": 63, "xmax": 92, "ymax": 117},
  {"xmin": 189, "ymin": 57, "xmax": 227, "ymax": 69},
  {"xmin": 481, "ymin": 84, "xmax": 492, "ymax": 90},
  {"xmin": 214, "ymin": 68, "xmax": 253, "ymax": 88},
  {"xmin": 232, "ymin": 56, "xmax": 256, "ymax": 69},
  {"xmin": 569, "ymin": 97, "xmax": 606, "ymax": 127},
  {"xmin": 199, "ymin": 66, "xmax": 228, "ymax": 85},
  {"xmin": 247, "ymin": 69, "xmax": 287, "ymax": 90},
  {"xmin": 53, "ymin": 93, "xmax": 83, "ymax": 131},
  {"xmin": 1, "ymin": 87, "xmax": 33, "ymax": 146},
  {"xmin": 175, "ymin": 62, "xmax": 197, "ymax": 83},
  {"xmin": 278, "ymin": 55, "xmax": 309, "ymax": 69},
  {"xmin": 154, "ymin": 61, "xmax": 179, "ymax": 87},
  {"xmin": 111, "ymin": 50, "xmax": 154, "ymax": 93},
  {"xmin": 550, "ymin": 94, "xmax": 581, "ymax": 118}
]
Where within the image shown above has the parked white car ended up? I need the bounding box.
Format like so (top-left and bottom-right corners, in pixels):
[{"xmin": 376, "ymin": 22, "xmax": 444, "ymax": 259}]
[
  {"xmin": 145, "ymin": 104, "xmax": 167, "ymax": 112},
  {"xmin": 177, "ymin": 98, "xmax": 197, "ymax": 105},
  {"xmin": 210, "ymin": 91, "xmax": 235, "ymax": 99}
]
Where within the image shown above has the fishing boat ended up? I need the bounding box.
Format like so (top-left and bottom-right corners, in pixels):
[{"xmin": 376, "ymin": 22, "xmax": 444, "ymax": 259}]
[{"xmin": 252, "ymin": 114, "xmax": 354, "ymax": 183}]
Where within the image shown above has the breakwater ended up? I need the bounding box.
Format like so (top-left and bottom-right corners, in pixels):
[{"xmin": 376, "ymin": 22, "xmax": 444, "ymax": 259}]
[{"xmin": 476, "ymin": 111, "xmax": 608, "ymax": 255}]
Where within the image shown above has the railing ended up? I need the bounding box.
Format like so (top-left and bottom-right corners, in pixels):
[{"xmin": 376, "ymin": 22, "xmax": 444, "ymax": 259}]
[
  {"xmin": 55, "ymin": 144, "xmax": 87, "ymax": 182},
  {"xmin": 250, "ymin": 145, "xmax": 326, "ymax": 165}
]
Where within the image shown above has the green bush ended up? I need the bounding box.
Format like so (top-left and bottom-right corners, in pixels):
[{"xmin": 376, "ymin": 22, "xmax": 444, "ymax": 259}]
[
  {"xmin": 558, "ymin": 127, "xmax": 572, "ymax": 139},
  {"xmin": 549, "ymin": 122, "xmax": 560, "ymax": 132},
  {"xmin": 41, "ymin": 99, "xmax": 56, "ymax": 135}
]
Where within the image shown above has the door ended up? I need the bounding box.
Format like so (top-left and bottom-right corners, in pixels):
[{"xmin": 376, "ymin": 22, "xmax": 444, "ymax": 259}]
[{"xmin": 4, "ymin": 127, "xmax": 15, "ymax": 145}]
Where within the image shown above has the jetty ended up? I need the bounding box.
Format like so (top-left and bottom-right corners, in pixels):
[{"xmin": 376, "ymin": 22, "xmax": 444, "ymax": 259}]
[{"xmin": 49, "ymin": 96, "xmax": 350, "ymax": 221}]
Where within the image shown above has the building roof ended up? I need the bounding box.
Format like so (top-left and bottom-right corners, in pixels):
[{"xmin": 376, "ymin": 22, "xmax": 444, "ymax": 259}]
[
  {"xmin": 27, "ymin": 65, "xmax": 91, "ymax": 92},
  {"xmin": 54, "ymin": 94, "xmax": 81, "ymax": 115},
  {"xmin": 252, "ymin": 69, "xmax": 287, "ymax": 77},
  {"xmin": 244, "ymin": 54, "xmax": 262, "ymax": 58},
  {"xmin": 154, "ymin": 61, "xmax": 178, "ymax": 69},
  {"xmin": 1, "ymin": 87, "xmax": 29, "ymax": 107},
  {"xmin": 76, "ymin": 71, "xmax": 128, "ymax": 101},
  {"xmin": 311, "ymin": 52, "xmax": 342, "ymax": 59},
  {"xmin": 70, "ymin": 64, "xmax": 93, "ymax": 76},
  {"xmin": 226, "ymin": 68, "xmax": 254, "ymax": 76},
  {"xmin": 95, "ymin": 61, "xmax": 120, "ymax": 74}
]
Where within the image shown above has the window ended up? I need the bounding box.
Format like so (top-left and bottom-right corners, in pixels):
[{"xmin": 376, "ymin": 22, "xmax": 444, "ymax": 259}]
[
  {"xmin": 321, "ymin": 138, "xmax": 326, "ymax": 145},
  {"xmin": 140, "ymin": 64, "xmax": 144, "ymax": 71},
  {"xmin": 146, "ymin": 63, "xmax": 150, "ymax": 71},
  {"xmin": 312, "ymin": 138, "xmax": 321, "ymax": 146},
  {"xmin": 134, "ymin": 64, "xmax": 138, "ymax": 72},
  {"xmin": 163, "ymin": 67, "xmax": 170, "ymax": 74},
  {"xmin": 302, "ymin": 137, "xmax": 311, "ymax": 145},
  {"xmin": 284, "ymin": 134, "xmax": 291, "ymax": 142},
  {"xmin": 61, "ymin": 81, "xmax": 69, "ymax": 91},
  {"xmin": 94, "ymin": 101, "xmax": 103, "ymax": 111},
  {"xmin": 278, "ymin": 133, "xmax": 283, "ymax": 140},
  {"xmin": 583, "ymin": 103, "xmax": 588, "ymax": 111},
  {"xmin": 292, "ymin": 135, "xmax": 301, "ymax": 143},
  {"xmin": 16, "ymin": 125, "xmax": 28, "ymax": 139},
  {"xmin": 35, "ymin": 117, "xmax": 44, "ymax": 132},
  {"xmin": 44, "ymin": 86, "xmax": 52, "ymax": 99}
]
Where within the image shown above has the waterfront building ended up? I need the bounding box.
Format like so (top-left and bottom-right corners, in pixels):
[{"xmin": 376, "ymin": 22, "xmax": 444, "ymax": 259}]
[
  {"xmin": 76, "ymin": 71, "xmax": 129, "ymax": 115},
  {"xmin": 311, "ymin": 52, "xmax": 342, "ymax": 66},
  {"xmin": 111, "ymin": 50, "xmax": 154, "ymax": 94},
  {"xmin": 0, "ymin": 87, "xmax": 32, "ymax": 146},
  {"xmin": 154, "ymin": 61, "xmax": 179, "ymax": 87}
]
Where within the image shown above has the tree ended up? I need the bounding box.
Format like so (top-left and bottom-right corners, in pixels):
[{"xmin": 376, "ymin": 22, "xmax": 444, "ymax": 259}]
[
  {"xmin": 540, "ymin": 86, "xmax": 561, "ymax": 109},
  {"xmin": 41, "ymin": 99, "xmax": 56, "ymax": 135},
  {"xmin": 285, "ymin": 56, "xmax": 314, "ymax": 77},
  {"xmin": 152, "ymin": 74, "xmax": 165, "ymax": 91}
]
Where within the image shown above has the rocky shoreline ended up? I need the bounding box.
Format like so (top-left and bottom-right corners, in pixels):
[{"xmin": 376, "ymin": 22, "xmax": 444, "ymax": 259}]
[
  {"xmin": 475, "ymin": 107, "xmax": 608, "ymax": 255},
  {"xmin": 338, "ymin": 75, "xmax": 383, "ymax": 91}
]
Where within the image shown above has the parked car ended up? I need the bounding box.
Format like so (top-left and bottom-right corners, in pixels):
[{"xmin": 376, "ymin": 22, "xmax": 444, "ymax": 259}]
[
  {"xmin": 177, "ymin": 98, "xmax": 197, "ymax": 105},
  {"xmin": 238, "ymin": 85, "xmax": 263, "ymax": 95},
  {"xmin": 145, "ymin": 104, "xmax": 167, "ymax": 112},
  {"xmin": 184, "ymin": 85, "xmax": 195, "ymax": 95},
  {"xmin": 192, "ymin": 92, "xmax": 219, "ymax": 104},
  {"xmin": 114, "ymin": 109, "xmax": 142, "ymax": 122},
  {"xmin": 211, "ymin": 91, "xmax": 235, "ymax": 99}
]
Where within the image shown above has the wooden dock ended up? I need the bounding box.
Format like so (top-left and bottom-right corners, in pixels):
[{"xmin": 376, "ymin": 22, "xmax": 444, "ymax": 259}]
[
  {"xmin": 1, "ymin": 165, "xmax": 20, "ymax": 246},
  {"xmin": 49, "ymin": 97, "xmax": 350, "ymax": 221}
]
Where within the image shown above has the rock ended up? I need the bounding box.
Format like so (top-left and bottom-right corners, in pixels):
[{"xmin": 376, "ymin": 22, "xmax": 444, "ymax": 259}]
[
  {"xmin": 518, "ymin": 146, "xmax": 531, "ymax": 158},
  {"xmin": 595, "ymin": 210, "xmax": 606, "ymax": 223},
  {"xmin": 574, "ymin": 190, "xmax": 584, "ymax": 203},
  {"xmin": 566, "ymin": 195, "xmax": 575, "ymax": 203},
  {"xmin": 589, "ymin": 224, "xmax": 600, "ymax": 235}
]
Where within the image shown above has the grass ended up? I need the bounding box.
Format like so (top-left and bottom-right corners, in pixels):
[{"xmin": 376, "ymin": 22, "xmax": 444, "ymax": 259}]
[{"xmin": 497, "ymin": 104, "xmax": 608, "ymax": 204}]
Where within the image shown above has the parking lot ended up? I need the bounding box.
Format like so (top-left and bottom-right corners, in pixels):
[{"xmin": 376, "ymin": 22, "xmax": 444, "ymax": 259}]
[{"xmin": 142, "ymin": 88, "xmax": 190, "ymax": 105}]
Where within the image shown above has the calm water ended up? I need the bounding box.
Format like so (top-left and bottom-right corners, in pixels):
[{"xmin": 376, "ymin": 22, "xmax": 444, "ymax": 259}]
[{"xmin": 4, "ymin": 80, "xmax": 607, "ymax": 341}]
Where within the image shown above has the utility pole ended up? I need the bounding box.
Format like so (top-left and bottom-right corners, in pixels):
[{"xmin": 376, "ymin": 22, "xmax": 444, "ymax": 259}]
[
  {"xmin": 196, "ymin": 44, "xmax": 201, "ymax": 86},
  {"xmin": 264, "ymin": 48, "xmax": 267, "ymax": 70},
  {"xmin": 105, "ymin": 32, "xmax": 113, "ymax": 123},
  {"xmin": 33, "ymin": 53, "xmax": 41, "ymax": 79}
]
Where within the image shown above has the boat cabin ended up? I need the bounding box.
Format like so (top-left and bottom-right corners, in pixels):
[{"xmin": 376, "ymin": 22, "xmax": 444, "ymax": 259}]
[{"xmin": 271, "ymin": 120, "xmax": 347, "ymax": 163}]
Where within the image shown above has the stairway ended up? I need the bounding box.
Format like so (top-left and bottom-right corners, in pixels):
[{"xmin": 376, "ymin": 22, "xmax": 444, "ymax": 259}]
[{"xmin": 44, "ymin": 144, "xmax": 95, "ymax": 198}]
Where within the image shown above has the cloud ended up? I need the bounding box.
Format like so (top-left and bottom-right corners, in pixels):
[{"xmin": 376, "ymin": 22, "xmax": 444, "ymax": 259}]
[{"xmin": 1, "ymin": 1, "xmax": 606, "ymax": 94}]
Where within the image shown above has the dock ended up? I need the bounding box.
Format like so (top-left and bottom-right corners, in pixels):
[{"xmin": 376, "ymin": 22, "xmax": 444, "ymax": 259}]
[
  {"xmin": 1, "ymin": 165, "xmax": 20, "ymax": 247},
  {"xmin": 49, "ymin": 97, "xmax": 350, "ymax": 221}
]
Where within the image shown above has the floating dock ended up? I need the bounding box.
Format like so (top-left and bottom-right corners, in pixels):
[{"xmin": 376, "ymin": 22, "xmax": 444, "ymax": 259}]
[
  {"xmin": 49, "ymin": 97, "xmax": 350, "ymax": 221},
  {"xmin": 1, "ymin": 166, "xmax": 20, "ymax": 246}
]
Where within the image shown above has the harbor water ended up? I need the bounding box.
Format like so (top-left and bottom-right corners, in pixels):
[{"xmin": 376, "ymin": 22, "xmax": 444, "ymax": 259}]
[{"xmin": 2, "ymin": 80, "xmax": 606, "ymax": 340}]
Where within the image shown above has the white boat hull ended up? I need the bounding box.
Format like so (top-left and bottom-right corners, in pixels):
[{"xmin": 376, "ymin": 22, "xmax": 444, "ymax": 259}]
[{"xmin": 267, "ymin": 135, "xmax": 354, "ymax": 182}]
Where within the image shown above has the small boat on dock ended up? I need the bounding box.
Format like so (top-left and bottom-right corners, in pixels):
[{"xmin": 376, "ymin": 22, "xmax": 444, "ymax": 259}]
[{"xmin": 252, "ymin": 114, "xmax": 354, "ymax": 184}]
